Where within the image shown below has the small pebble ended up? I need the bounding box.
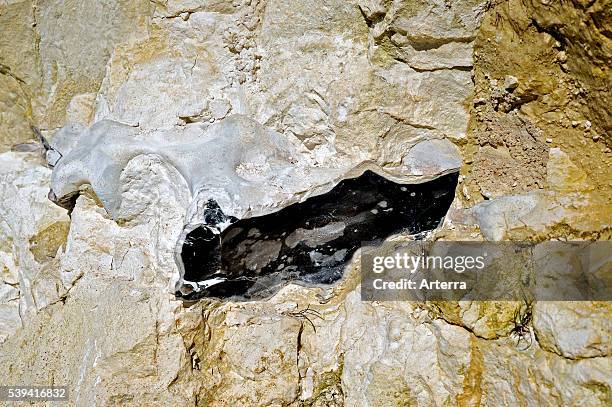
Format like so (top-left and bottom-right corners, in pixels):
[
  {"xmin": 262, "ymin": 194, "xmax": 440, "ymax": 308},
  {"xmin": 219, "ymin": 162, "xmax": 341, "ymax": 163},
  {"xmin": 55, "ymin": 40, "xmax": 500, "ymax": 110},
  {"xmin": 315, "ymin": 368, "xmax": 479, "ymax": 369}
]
[
  {"xmin": 503, "ymin": 75, "xmax": 519, "ymax": 91},
  {"xmin": 556, "ymin": 51, "xmax": 567, "ymax": 63}
]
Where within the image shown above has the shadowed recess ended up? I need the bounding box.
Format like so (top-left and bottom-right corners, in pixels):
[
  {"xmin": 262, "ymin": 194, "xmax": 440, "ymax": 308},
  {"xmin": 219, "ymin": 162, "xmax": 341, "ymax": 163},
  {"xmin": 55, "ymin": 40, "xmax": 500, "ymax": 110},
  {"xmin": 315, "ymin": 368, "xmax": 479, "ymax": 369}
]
[{"xmin": 177, "ymin": 170, "xmax": 459, "ymax": 300}]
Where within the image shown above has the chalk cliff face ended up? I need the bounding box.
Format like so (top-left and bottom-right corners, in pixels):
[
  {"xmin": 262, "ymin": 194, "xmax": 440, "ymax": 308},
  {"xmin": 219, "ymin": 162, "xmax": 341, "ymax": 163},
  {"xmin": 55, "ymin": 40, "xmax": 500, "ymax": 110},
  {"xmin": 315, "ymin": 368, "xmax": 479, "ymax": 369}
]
[{"xmin": 0, "ymin": 0, "xmax": 610, "ymax": 406}]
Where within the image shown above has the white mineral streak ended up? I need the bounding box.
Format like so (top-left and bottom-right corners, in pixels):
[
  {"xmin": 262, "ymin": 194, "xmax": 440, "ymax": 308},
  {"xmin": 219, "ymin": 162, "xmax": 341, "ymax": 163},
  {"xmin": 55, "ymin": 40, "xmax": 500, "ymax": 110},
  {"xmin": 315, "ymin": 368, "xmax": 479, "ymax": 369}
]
[
  {"xmin": 50, "ymin": 114, "xmax": 460, "ymax": 223},
  {"xmin": 0, "ymin": 0, "xmax": 610, "ymax": 405}
]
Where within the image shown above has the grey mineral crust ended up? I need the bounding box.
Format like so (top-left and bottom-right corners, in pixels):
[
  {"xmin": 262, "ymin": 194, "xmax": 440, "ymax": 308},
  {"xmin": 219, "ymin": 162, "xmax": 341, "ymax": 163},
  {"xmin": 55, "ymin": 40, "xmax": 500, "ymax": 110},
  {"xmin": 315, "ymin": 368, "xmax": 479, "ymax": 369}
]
[{"xmin": 50, "ymin": 114, "xmax": 462, "ymax": 224}]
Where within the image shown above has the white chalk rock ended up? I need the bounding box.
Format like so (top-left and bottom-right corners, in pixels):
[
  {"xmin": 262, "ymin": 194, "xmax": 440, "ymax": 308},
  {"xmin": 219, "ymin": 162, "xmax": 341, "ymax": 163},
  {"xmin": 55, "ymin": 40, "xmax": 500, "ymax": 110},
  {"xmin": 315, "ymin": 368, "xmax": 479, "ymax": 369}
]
[{"xmin": 50, "ymin": 115, "xmax": 461, "ymax": 224}]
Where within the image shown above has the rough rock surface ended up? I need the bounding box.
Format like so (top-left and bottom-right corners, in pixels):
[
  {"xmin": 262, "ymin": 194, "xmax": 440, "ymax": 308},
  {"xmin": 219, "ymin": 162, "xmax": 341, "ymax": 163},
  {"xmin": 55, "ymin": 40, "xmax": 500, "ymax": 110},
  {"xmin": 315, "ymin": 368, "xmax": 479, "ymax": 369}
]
[
  {"xmin": 0, "ymin": 0, "xmax": 610, "ymax": 406},
  {"xmin": 49, "ymin": 115, "xmax": 460, "ymax": 222}
]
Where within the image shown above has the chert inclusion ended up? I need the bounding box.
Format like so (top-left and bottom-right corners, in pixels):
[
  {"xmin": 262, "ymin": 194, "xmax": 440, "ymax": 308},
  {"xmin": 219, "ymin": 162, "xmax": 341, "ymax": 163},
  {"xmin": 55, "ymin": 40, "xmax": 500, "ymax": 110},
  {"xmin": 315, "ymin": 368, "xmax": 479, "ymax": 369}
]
[{"xmin": 177, "ymin": 170, "xmax": 458, "ymax": 300}]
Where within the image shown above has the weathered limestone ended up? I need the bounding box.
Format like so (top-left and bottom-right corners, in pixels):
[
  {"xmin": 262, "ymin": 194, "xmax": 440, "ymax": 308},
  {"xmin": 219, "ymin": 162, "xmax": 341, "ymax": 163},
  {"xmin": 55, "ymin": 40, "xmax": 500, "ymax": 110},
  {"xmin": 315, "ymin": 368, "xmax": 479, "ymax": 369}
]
[
  {"xmin": 0, "ymin": 153, "xmax": 69, "ymax": 342},
  {"xmin": 0, "ymin": 0, "xmax": 610, "ymax": 405},
  {"xmin": 0, "ymin": 0, "xmax": 39, "ymax": 152},
  {"xmin": 1, "ymin": 150, "xmax": 611, "ymax": 404},
  {"xmin": 0, "ymin": 73, "xmax": 32, "ymax": 151},
  {"xmin": 416, "ymin": 0, "xmax": 612, "ymax": 367},
  {"xmin": 34, "ymin": 0, "xmax": 152, "ymax": 129},
  {"xmin": 534, "ymin": 301, "xmax": 612, "ymax": 359},
  {"xmin": 0, "ymin": 0, "xmax": 152, "ymax": 146}
]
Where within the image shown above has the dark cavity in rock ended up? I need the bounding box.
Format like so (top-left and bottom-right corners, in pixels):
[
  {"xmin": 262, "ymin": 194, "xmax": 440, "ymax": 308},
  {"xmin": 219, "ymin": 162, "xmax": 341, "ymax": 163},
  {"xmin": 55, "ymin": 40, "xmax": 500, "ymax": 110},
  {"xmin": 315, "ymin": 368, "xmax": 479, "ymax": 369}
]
[{"xmin": 177, "ymin": 170, "xmax": 458, "ymax": 300}]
